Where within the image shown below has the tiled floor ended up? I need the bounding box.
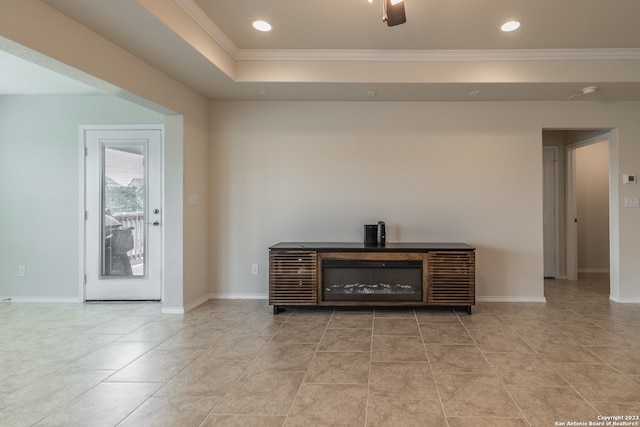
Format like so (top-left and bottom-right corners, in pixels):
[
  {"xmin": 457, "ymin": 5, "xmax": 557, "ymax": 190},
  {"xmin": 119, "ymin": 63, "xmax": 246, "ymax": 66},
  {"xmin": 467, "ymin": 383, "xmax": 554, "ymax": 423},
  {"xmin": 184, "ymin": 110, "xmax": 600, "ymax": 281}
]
[{"xmin": 1, "ymin": 274, "xmax": 640, "ymax": 426}]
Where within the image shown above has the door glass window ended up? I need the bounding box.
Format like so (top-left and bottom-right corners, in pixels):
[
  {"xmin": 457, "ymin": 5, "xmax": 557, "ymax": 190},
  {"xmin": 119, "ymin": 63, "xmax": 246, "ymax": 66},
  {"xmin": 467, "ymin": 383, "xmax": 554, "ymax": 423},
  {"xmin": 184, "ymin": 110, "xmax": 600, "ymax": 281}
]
[{"xmin": 101, "ymin": 143, "xmax": 146, "ymax": 277}]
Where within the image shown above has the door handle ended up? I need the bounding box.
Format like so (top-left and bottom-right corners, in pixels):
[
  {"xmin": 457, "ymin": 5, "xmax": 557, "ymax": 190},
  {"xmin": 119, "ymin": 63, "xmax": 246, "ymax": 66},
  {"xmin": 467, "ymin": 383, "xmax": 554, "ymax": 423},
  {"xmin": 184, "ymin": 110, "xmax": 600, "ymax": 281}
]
[{"xmin": 146, "ymin": 221, "xmax": 160, "ymax": 226}]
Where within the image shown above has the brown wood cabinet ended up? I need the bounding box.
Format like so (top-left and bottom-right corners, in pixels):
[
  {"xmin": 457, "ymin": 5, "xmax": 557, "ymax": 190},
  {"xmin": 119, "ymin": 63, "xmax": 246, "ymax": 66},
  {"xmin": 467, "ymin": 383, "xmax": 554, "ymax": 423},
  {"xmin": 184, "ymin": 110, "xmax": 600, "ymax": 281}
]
[{"xmin": 269, "ymin": 242, "xmax": 475, "ymax": 314}]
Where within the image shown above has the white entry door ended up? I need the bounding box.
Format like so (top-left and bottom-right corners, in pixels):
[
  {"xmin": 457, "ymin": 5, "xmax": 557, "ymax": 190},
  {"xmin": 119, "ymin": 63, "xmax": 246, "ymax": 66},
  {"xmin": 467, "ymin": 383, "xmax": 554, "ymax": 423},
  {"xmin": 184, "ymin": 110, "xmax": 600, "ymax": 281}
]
[{"xmin": 84, "ymin": 126, "xmax": 163, "ymax": 300}]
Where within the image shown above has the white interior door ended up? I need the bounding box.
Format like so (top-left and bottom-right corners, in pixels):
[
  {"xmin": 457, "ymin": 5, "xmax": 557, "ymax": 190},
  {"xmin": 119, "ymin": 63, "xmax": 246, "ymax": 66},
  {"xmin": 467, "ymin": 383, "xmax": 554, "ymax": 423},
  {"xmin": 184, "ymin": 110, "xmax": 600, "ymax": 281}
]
[{"xmin": 84, "ymin": 126, "xmax": 162, "ymax": 300}]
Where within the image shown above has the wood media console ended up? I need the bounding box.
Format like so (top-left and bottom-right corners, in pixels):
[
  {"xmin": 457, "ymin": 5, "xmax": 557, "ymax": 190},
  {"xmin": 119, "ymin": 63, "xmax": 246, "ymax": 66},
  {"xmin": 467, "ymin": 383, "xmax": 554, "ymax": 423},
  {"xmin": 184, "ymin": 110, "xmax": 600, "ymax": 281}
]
[{"xmin": 269, "ymin": 242, "xmax": 475, "ymax": 314}]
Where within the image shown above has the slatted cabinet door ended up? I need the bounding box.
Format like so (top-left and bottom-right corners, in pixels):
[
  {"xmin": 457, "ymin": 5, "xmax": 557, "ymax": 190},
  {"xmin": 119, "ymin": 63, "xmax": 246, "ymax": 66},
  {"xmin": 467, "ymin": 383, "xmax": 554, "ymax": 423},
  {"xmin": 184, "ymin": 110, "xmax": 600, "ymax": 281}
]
[
  {"xmin": 427, "ymin": 251, "xmax": 475, "ymax": 307},
  {"xmin": 269, "ymin": 251, "xmax": 318, "ymax": 310}
]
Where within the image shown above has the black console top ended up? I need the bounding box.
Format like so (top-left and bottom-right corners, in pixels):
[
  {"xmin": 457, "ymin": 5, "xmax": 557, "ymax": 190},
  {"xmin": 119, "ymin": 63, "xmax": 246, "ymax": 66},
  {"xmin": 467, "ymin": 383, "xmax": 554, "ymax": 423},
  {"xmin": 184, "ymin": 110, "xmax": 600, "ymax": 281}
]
[{"xmin": 269, "ymin": 242, "xmax": 474, "ymax": 252}]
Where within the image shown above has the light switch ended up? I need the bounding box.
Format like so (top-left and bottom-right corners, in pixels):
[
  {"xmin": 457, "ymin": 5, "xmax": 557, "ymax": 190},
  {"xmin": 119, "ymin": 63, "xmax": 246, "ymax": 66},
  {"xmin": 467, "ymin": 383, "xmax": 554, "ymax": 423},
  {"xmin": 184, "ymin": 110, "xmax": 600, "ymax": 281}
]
[
  {"xmin": 187, "ymin": 194, "xmax": 199, "ymax": 206},
  {"xmin": 624, "ymin": 197, "xmax": 640, "ymax": 208}
]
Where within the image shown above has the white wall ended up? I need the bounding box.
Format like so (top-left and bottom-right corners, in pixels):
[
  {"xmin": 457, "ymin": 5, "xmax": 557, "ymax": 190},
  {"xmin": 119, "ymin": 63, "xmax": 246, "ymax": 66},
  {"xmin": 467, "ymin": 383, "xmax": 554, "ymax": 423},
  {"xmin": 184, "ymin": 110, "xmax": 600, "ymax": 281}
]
[
  {"xmin": 209, "ymin": 100, "xmax": 640, "ymax": 303},
  {"xmin": 576, "ymin": 141, "xmax": 610, "ymax": 272},
  {"xmin": 0, "ymin": 95, "xmax": 163, "ymax": 300}
]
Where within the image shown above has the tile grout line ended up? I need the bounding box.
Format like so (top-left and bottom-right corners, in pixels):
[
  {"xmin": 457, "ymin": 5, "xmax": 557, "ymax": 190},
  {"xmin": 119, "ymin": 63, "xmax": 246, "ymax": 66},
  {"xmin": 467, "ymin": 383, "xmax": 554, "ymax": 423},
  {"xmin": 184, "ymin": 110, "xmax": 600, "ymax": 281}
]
[
  {"xmin": 281, "ymin": 308, "xmax": 333, "ymax": 426},
  {"xmin": 420, "ymin": 309, "xmax": 455, "ymax": 427},
  {"xmin": 467, "ymin": 309, "xmax": 534, "ymax": 427}
]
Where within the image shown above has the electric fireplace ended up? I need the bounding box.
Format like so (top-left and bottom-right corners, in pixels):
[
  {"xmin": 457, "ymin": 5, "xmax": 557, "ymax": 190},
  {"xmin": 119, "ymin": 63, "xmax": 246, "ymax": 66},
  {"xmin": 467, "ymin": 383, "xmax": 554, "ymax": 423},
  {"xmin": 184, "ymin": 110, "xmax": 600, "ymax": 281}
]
[{"xmin": 322, "ymin": 259, "xmax": 423, "ymax": 303}]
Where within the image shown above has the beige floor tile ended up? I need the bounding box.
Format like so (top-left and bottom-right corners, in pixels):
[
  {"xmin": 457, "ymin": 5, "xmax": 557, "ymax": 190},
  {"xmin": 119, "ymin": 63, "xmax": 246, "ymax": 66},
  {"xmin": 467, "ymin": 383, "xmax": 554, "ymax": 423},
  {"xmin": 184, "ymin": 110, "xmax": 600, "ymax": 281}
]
[
  {"xmin": 419, "ymin": 323, "xmax": 473, "ymax": 344},
  {"xmin": 0, "ymin": 359, "xmax": 71, "ymax": 394},
  {"xmin": 33, "ymin": 382, "xmax": 161, "ymax": 427},
  {"xmin": 467, "ymin": 328, "xmax": 534, "ymax": 353},
  {"xmin": 285, "ymin": 383, "xmax": 368, "ymax": 426},
  {"xmin": 535, "ymin": 310, "xmax": 594, "ymax": 327},
  {"xmin": 117, "ymin": 320, "xmax": 185, "ymax": 343},
  {"xmin": 40, "ymin": 333, "xmax": 121, "ymax": 362},
  {"xmin": 585, "ymin": 344, "xmax": 640, "ymax": 375},
  {"xmin": 366, "ymin": 398, "xmax": 445, "ymax": 427},
  {"xmin": 156, "ymin": 358, "xmax": 249, "ymax": 397},
  {"xmin": 228, "ymin": 314, "xmax": 288, "ymax": 336},
  {"xmin": 521, "ymin": 334, "xmax": 604, "ymax": 364},
  {"xmin": 591, "ymin": 401, "xmax": 640, "ymax": 415},
  {"xmin": 435, "ymin": 373, "xmax": 521, "ymax": 417},
  {"xmin": 328, "ymin": 312, "xmax": 374, "ymax": 329},
  {"xmin": 304, "ymin": 351, "xmax": 370, "ymax": 384},
  {"xmin": 369, "ymin": 361, "xmax": 439, "ymax": 400},
  {"xmin": 3, "ymin": 275, "xmax": 639, "ymax": 426},
  {"xmin": 553, "ymin": 363, "xmax": 640, "ymax": 402},
  {"xmin": 154, "ymin": 328, "xmax": 222, "ymax": 351},
  {"xmin": 446, "ymin": 417, "xmax": 530, "ymax": 427},
  {"xmin": 119, "ymin": 396, "xmax": 218, "ymax": 426},
  {"xmin": 415, "ymin": 309, "xmax": 461, "ymax": 324},
  {"xmin": 246, "ymin": 342, "xmax": 317, "ymax": 373},
  {"xmin": 271, "ymin": 322, "xmax": 327, "ymax": 343},
  {"xmin": 426, "ymin": 344, "xmax": 492, "ymax": 374},
  {"xmin": 459, "ymin": 313, "xmax": 508, "ymax": 328},
  {"xmin": 67, "ymin": 341, "xmax": 155, "ymax": 370},
  {"xmin": 199, "ymin": 332, "xmax": 270, "ymax": 360},
  {"xmin": 286, "ymin": 308, "xmax": 333, "ymax": 323},
  {"xmin": 85, "ymin": 316, "xmax": 154, "ymax": 335},
  {"xmin": 507, "ymin": 385, "xmax": 599, "ymax": 427},
  {"xmin": 558, "ymin": 324, "xmax": 629, "ymax": 347},
  {"xmin": 318, "ymin": 328, "xmax": 372, "ymax": 351},
  {"xmin": 0, "ymin": 368, "xmax": 114, "ymax": 425},
  {"xmin": 371, "ymin": 336, "xmax": 428, "ymax": 361},
  {"xmin": 483, "ymin": 352, "xmax": 567, "ymax": 386},
  {"xmin": 213, "ymin": 371, "xmax": 304, "ymax": 415},
  {"xmin": 373, "ymin": 317, "xmax": 420, "ymax": 336},
  {"xmin": 374, "ymin": 308, "xmax": 416, "ymax": 317},
  {"xmin": 107, "ymin": 349, "xmax": 200, "ymax": 382},
  {"xmin": 201, "ymin": 414, "xmax": 286, "ymax": 427}
]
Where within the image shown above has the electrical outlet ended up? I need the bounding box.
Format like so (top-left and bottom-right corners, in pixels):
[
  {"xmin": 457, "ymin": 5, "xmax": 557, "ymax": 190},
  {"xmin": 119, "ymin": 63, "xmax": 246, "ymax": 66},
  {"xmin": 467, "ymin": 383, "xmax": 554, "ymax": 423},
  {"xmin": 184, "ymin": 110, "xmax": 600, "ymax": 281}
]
[
  {"xmin": 251, "ymin": 264, "xmax": 259, "ymax": 275},
  {"xmin": 18, "ymin": 266, "xmax": 26, "ymax": 277}
]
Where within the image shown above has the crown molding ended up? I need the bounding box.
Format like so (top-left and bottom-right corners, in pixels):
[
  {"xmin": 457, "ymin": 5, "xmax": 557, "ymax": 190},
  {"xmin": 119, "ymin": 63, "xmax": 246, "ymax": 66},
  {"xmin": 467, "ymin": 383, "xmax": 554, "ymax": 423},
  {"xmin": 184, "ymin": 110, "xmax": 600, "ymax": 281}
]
[
  {"xmin": 174, "ymin": 0, "xmax": 239, "ymax": 57},
  {"xmin": 235, "ymin": 48, "xmax": 640, "ymax": 62}
]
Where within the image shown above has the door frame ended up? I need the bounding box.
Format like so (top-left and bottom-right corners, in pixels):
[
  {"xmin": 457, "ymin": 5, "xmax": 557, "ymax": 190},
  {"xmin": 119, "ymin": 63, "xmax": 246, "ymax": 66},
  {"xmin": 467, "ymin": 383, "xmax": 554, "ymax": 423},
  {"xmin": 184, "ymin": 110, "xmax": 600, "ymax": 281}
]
[
  {"xmin": 543, "ymin": 146, "xmax": 560, "ymax": 278},
  {"xmin": 79, "ymin": 124, "xmax": 165, "ymax": 302},
  {"xmin": 565, "ymin": 130, "xmax": 620, "ymax": 300}
]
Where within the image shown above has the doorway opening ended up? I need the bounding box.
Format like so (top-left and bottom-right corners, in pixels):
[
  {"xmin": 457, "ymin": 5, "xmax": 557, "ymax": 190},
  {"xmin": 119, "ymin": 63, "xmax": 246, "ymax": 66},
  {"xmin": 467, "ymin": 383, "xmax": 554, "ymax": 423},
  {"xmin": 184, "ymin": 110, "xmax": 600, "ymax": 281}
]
[{"xmin": 542, "ymin": 129, "xmax": 619, "ymax": 300}]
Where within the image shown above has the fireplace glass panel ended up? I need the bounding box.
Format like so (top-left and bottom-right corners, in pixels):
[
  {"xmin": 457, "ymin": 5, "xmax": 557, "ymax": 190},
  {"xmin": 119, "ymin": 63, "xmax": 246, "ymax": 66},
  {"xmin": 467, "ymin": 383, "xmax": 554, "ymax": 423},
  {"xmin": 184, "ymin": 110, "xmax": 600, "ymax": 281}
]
[{"xmin": 322, "ymin": 259, "xmax": 422, "ymax": 302}]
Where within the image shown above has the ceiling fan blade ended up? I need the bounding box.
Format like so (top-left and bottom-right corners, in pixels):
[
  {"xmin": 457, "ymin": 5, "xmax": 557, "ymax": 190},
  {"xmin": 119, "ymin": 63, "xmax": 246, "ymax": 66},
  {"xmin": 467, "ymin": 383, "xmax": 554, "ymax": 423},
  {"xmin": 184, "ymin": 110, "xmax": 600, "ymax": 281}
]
[{"xmin": 383, "ymin": 0, "xmax": 406, "ymax": 26}]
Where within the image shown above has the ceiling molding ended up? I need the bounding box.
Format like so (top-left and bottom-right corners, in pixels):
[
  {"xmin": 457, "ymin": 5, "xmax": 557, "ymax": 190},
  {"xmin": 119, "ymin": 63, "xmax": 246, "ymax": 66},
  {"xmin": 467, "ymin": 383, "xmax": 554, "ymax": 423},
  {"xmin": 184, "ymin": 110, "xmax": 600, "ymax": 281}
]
[
  {"xmin": 235, "ymin": 48, "xmax": 640, "ymax": 62},
  {"xmin": 174, "ymin": 0, "xmax": 239, "ymax": 58}
]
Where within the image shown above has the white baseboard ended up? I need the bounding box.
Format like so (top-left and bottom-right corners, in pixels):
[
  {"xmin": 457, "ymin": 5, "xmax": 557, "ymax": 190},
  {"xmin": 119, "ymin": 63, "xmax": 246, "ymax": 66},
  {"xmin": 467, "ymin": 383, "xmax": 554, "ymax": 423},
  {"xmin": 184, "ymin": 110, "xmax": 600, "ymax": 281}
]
[
  {"xmin": 179, "ymin": 294, "xmax": 211, "ymax": 313},
  {"xmin": 161, "ymin": 306, "xmax": 185, "ymax": 314},
  {"xmin": 0, "ymin": 297, "xmax": 82, "ymax": 303},
  {"xmin": 476, "ymin": 296, "xmax": 547, "ymax": 303},
  {"xmin": 209, "ymin": 293, "xmax": 268, "ymax": 300},
  {"xmin": 609, "ymin": 296, "xmax": 640, "ymax": 304}
]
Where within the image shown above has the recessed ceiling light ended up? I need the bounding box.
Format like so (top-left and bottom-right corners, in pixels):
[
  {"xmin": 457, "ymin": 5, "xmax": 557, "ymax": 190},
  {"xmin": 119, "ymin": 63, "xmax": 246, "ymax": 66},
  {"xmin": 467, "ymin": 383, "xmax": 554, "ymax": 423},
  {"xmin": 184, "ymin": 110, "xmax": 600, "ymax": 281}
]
[
  {"xmin": 501, "ymin": 21, "xmax": 521, "ymax": 32},
  {"xmin": 252, "ymin": 20, "xmax": 272, "ymax": 32},
  {"xmin": 581, "ymin": 86, "xmax": 598, "ymax": 95}
]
